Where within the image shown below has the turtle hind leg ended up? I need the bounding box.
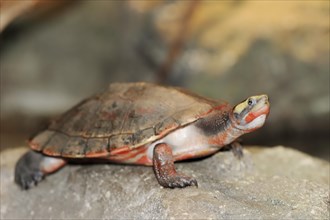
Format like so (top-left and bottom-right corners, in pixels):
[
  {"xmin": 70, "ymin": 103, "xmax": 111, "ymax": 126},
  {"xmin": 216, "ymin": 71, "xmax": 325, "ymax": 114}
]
[
  {"xmin": 153, "ymin": 143, "xmax": 198, "ymax": 188},
  {"xmin": 15, "ymin": 151, "xmax": 66, "ymax": 190}
]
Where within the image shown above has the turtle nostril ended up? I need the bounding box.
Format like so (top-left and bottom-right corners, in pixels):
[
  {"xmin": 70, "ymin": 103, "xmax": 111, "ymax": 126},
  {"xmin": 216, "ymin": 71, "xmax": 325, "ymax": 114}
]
[{"xmin": 261, "ymin": 95, "xmax": 269, "ymax": 102}]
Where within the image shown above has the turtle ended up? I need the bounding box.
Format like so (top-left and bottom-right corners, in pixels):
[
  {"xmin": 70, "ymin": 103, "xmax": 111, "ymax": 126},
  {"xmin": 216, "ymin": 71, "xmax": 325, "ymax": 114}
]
[{"xmin": 15, "ymin": 82, "xmax": 270, "ymax": 189}]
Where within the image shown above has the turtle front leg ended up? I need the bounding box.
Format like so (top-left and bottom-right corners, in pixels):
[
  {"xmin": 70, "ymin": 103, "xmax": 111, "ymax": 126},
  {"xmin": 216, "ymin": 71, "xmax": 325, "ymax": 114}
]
[
  {"xmin": 153, "ymin": 143, "xmax": 198, "ymax": 188},
  {"xmin": 230, "ymin": 141, "xmax": 244, "ymax": 159},
  {"xmin": 15, "ymin": 151, "xmax": 66, "ymax": 189}
]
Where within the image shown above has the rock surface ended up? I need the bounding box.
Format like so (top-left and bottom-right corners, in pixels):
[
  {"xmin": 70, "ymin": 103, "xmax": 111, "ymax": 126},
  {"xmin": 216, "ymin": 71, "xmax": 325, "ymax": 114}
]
[{"xmin": 1, "ymin": 146, "xmax": 329, "ymax": 219}]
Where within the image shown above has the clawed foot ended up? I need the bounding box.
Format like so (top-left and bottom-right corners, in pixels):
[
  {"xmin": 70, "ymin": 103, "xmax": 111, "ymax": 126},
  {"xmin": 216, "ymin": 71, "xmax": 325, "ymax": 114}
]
[
  {"xmin": 15, "ymin": 151, "xmax": 67, "ymax": 190},
  {"xmin": 158, "ymin": 173, "xmax": 198, "ymax": 188},
  {"xmin": 15, "ymin": 169, "xmax": 44, "ymax": 190},
  {"xmin": 153, "ymin": 143, "xmax": 198, "ymax": 189},
  {"xmin": 14, "ymin": 151, "xmax": 45, "ymax": 189}
]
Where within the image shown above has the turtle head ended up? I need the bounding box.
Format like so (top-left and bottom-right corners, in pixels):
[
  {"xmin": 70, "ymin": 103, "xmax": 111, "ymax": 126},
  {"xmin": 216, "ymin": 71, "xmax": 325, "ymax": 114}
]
[{"xmin": 231, "ymin": 95, "xmax": 270, "ymax": 132}]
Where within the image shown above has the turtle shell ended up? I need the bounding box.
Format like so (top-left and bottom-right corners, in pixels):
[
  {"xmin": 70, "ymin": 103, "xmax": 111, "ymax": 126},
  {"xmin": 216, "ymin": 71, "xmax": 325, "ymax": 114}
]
[{"xmin": 29, "ymin": 82, "xmax": 229, "ymax": 158}]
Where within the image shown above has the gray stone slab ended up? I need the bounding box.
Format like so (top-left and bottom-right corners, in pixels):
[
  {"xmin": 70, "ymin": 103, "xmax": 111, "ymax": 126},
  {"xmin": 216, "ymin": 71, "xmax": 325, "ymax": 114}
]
[{"xmin": 1, "ymin": 146, "xmax": 329, "ymax": 219}]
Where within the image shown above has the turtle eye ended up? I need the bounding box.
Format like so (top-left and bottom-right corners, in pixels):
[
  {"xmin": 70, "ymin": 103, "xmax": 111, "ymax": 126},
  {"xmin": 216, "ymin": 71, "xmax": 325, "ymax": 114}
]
[{"xmin": 247, "ymin": 98, "xmax": 254, "ymax": 106}]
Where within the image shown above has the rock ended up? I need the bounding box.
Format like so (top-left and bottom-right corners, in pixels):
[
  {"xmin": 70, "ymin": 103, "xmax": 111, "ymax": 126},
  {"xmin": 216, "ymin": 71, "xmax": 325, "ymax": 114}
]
[{"xmin": 1, "ymin": 146, "xmax": 329, "ymax": 219}]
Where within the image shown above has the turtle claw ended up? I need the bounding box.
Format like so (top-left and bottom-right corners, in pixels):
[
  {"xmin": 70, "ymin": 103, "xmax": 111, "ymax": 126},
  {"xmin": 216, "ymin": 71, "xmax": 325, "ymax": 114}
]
[
  {"xmin": 17, "ymin": 169, "xmax": 44, "ymax": 190},
  {"xmin": 161, "ymin": 176, "xmax": 198, "ymax": 188},
  {"xmin": 165, "ymin": 174, "xmax": 198, "ymax": 189}
]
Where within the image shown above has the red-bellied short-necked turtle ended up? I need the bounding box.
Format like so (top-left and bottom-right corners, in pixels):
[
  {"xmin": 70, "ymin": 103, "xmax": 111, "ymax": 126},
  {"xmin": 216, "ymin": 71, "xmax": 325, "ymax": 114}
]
[{"xmin": 15, "ymin": 82, "xmax": 270, "ymax": 189}]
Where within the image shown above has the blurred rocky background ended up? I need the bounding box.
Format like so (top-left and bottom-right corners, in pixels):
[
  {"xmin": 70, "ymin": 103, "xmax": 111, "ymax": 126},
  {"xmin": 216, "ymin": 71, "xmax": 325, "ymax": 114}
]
[{"xmin": 1, "ymin": 0, "xmax": 329, "ymax": 160}]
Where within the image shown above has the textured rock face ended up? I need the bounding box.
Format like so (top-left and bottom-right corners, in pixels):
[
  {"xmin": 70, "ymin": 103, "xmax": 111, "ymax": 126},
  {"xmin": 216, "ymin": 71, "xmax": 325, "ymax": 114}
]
[{"xmin": 1, "ymin": 146, "xmax": 329, "ymax": 219}]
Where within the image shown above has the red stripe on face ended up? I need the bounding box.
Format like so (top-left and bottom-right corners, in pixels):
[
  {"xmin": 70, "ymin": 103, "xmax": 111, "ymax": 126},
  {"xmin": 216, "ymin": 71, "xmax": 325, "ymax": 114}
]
[
  {"xmin": 245, "ymin": 105, "xmax": 269, "ymax": 123},
  {"xmin": 245, "ymin": 112, "xmax": 257, "ymax": 123}
]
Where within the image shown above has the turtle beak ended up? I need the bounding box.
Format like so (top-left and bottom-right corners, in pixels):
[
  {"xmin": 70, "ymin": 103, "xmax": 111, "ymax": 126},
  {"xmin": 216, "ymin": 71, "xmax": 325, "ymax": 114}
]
[
  {"xmin": 261, "ymin": 94, "xmax": 269, "ymax": 105},
  {"xmin": 253, "ymin": 95, "xmax": 269, "ymax": 113}
]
